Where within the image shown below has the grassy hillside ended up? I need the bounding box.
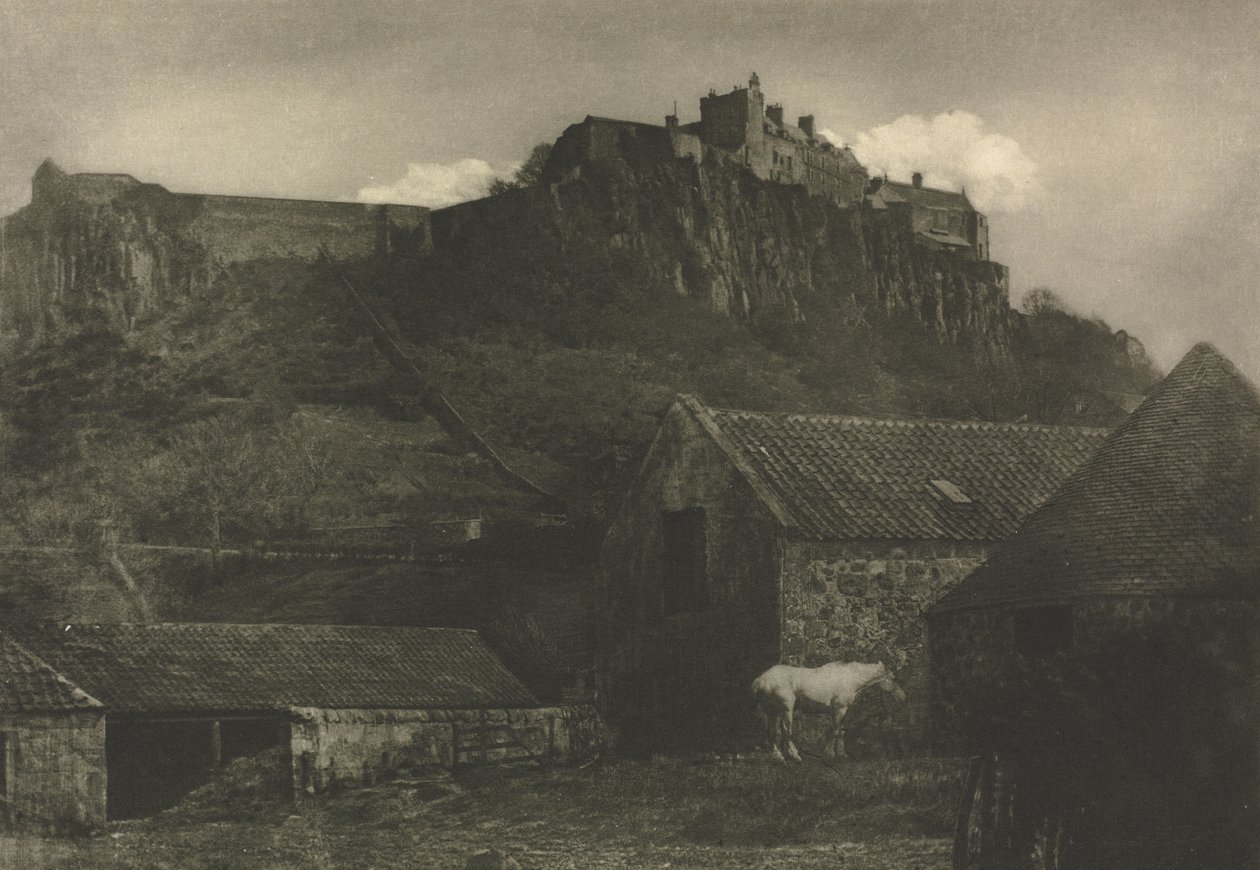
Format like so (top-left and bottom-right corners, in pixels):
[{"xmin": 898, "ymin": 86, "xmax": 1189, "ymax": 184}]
[{"xmin": 0, "ymin": 227, "xmax": 1159, "ymax": 633}]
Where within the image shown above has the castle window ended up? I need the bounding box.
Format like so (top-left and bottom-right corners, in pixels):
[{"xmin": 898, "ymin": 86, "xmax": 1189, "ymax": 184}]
[
  {"xmin": 1014, "ymin": 606, "xmax": 1073, "ymax": 658},
  {"xmin": 661, "ymin": 508, "xmax": 707, "ymax": 613}
]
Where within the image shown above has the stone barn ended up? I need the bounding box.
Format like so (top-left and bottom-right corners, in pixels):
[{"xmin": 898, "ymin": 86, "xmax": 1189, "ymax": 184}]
[
  {"xmin": 15, "ymin": 623, "xmax": 601, "ymax": 820},
  {"xmin": 928, "ymin": 343, "xmax": 1259, "ymax": 869},
  {"xmin": 0, "ymin": 631, "xmax": 106, "ymax": 833},
  {"xmin": 600, "ymin": 395, "xmax": 1106, "ymax": 750}
]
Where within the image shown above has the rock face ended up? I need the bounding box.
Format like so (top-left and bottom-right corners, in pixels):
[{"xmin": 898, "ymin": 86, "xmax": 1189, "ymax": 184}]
[
  {"xmin": 429, "ymin": 118, "xmax": 1012, "ymax": 349},
  {"xmin": 0, "ymin": 160, "xmax": 429, "ymax": 338},
  {"xmin": 2, "ymin": 140, "xmax": 1011, "ymax": 349}
]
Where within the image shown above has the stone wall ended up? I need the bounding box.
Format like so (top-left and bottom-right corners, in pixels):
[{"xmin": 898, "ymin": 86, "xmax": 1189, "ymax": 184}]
[
  {"xmin": 928, "ymin": 597, "xmax": 1258, "ymax": 865},
  {"xmin": 780, "ymin": 539, "xmax": 987, "ymax": 754},
  {"xmin": 0, "ymin": 711, "xmax": 106, "ymax": 833},
  {"xmin": 0, "ymin": 161, "xmax": 429, "ymax": 338},
  {"xmin": 599, "ymin": 402, "xmax": 783, "ymax": 745},
  {"xmin": 929, "ymin": 596, "xmax": 1259, "ymax": 752},
  {"xmin": 288, "ymin": 705, "xmax": 602, "ymax": 791}
]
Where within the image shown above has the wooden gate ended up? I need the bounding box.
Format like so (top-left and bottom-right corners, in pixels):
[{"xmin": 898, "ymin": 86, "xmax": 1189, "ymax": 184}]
[{"xmin": 452, "ymin": 713, "xmax": 555, "ymax": 767}]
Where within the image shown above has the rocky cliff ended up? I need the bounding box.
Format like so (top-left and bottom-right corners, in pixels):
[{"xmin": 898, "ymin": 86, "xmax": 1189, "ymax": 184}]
[
  {"xmin": 0, "ymin": 160, "xmax": 428, "ymax": 338},
  {"xmin": 4, "ymin": 132, "xmax": 1007, "ymax": 353},
  {"xmin": 431, "ymin": 119, "xmax": 1012, "ymax": 349}
]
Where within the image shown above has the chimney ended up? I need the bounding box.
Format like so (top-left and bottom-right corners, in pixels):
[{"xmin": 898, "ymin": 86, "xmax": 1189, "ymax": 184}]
[
  {"xmin": 798, "ymin": 115, "xmax": 815, "ymax": 138},
  {"xmin": 912, "ymin": 172, "xmax": 923, "ymax": 189},
  {"xmin": 766, "ymin": 104, "xmax": 784, "ymax": 126}
]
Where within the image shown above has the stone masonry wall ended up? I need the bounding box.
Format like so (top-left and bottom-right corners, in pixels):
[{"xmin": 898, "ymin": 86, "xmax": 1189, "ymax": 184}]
[
  {"xmin": 781, "ymin": 539, "xmax": 987, "ymax": 754},
  {"xmin": 0, "ymin": 711, "xmax": 107, "ymax": 833},
  {"xmin": 288, "ymin": 705, "xmax": 602, "ymax": 792},
  {"xmin": 599, "ymin": 403, "xmax": 783, "ymax": 746}
]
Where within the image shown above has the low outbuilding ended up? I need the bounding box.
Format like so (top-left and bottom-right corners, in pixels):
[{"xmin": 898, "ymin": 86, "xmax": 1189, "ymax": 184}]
[
  {"xmin": 0, "ymin": 631, "xmax": 105, "ymax": 833},
  {"xmin": 13, "ymin": 623, "xmax": 600, "ymax": 820},
  {"xmin": 928, "ymin": 343, "xmax": 1259, "ymax": 868}
]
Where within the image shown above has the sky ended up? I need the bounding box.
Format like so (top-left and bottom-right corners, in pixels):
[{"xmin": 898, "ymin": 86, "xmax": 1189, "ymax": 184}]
[{"xmin": 2, "ymin": 0, "xmax": 1257, "ymax": 378}]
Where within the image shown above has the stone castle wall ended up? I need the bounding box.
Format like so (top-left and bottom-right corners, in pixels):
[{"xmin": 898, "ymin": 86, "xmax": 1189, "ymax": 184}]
[{"xmin": 0, "ymin": 162, "xmax": 429, "ymax": 337}]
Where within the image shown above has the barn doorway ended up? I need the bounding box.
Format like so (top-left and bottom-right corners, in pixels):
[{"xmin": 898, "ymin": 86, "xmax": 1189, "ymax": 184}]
[{"xmin": 106, "ymin": 717, "xmax": 289, "ymax": 818}]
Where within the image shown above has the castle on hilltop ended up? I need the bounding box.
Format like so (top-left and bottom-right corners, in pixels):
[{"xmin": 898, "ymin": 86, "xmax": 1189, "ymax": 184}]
[
  {"xmin": 675, "ymin": 72, "xmax": 868, "ymax": 203},
  {"xmin": 544, "ymin": 74, "xmax": 991, "ymax": 260}
]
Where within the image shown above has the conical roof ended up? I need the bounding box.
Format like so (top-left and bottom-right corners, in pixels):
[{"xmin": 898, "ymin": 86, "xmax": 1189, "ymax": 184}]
[{"xmin": 933, "ymin": 343, "xmax": 1260, "ymax": 612}]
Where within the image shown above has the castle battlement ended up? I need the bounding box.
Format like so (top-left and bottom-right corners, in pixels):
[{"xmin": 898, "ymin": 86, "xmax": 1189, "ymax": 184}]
[
  {"xmin": 545, "ymin": 75, "xmax": 869, "ymax": 207},
  {"xmin": 688, "ymin": 73, "xmax": 868, "ymax": 203}
]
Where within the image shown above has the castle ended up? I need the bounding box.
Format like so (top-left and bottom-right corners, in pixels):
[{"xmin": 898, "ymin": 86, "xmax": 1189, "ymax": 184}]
[
  {"xmin": 0, "ymin": 75, "xmax": 998, "ymax": 340},
  {"xmin": 0, "ymin": 159, "xmax": 429, "ymax": 335},
  {"xmin": 677, "ymin": 72, "xmax": 868, "ymax": 203},
  {"xmin": 544, "ymin": 74, "xmax": 991, "ymax": 261}
]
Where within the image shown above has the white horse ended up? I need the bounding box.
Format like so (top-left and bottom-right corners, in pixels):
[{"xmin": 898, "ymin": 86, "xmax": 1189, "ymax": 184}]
[{"xmin": 751, "ymin": 661, "xmax": 907, "ymax": 762}]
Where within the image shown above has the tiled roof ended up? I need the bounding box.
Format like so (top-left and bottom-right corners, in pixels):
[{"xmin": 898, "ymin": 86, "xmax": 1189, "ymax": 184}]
[
  {"xmin": 883, "ymin": 180, "xmax": 975, "ymax": 212},
  {"xmin": 0, "ymin": 630, "xmax": 102, "ymax": 713},
  {"xmin": 23, "ymin": 623, "xmax": 536, "ymax": 714},
  {"xmin": 933, "ymin": 344, "xmax": 1260, "ymax": 612},
  {"xmin": 682, "ymin": 397, "xmax": 1108, "ymax": 542}
]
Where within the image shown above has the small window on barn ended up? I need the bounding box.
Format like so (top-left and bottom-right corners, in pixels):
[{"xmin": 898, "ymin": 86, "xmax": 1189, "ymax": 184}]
[
  {"xmin": 930, "ymin": 478, "xmax": 973, "ymax": 505},
  {"xmin": 1014, "ymin": 606, "xmax": 1073, "ymax": 658},
  {"xmin": 662, "ymin": 508, "xmax": 707, "ymax": 613}
]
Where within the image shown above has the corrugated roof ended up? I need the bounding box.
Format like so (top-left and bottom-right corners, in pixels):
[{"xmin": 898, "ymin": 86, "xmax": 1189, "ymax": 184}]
[
  {"xmin": 23, "ymin": 623, "xmax": 536, "ymax": 714},
  {"xmin": 681, "ymin": 397, "xmax": 1107, "ymax": 542},
  {"xmin": 0, "ymin": 630, "xmax": 102, "ymax": 713},
  {"xmin": 933, "ymin": 343, "xmax": 1260, "ymax": 612}
]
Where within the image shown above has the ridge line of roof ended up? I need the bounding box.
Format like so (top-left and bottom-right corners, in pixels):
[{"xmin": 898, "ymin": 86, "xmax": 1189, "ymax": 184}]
[
  {"xmin": 58, "ymin": 622, "xmax": 481, "ymax": 634},
  {"xmin": 702, "ymin": 405, "xmax": 1110, "ymax": 436},
  {"xmin": 676, "ymin": 395, "xmax": 799, "ymax": 529}
]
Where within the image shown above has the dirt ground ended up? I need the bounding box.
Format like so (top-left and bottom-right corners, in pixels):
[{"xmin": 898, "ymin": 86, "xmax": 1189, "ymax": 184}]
[{"xmin": 1, "ymin": 754, "xmax": 963, "ymax": 869}]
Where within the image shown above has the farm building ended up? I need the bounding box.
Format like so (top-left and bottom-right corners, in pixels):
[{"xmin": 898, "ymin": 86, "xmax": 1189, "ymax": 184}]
[
  {"xmin": 599, "ymin": 395, "xmax": 1108, "ymax": 749},
  {"xmin": 8, "ymin": 623, "xmax": 600, "ymax": 823},
  {"xmin": 0, "ymin": 631, "xmax": 106, "ymax": 833},
  {"xmin": 928, "ymin": 343, "xmax": 1259, "ymax": 869}
]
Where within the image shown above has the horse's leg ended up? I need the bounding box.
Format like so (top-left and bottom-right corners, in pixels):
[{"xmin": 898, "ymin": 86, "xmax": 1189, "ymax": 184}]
[
  {"xmin": 759, "ymin": 701, "xmax": 784, "ymax": 761},
  {"xmin": 827, "ymin": 703, "xmax": 849, "ymax": 760},
  {"xmin": 784, "ymin": 700, "xmax": 802, "ymax": 763}
]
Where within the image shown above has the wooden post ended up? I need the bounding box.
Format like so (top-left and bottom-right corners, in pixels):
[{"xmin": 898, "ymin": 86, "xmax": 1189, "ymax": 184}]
[
  {"xmin": 978, "ymin": 752, "xmax": 998, "ymax": 870},
  {"xmin": 953, "ymin": 755, "xmax": 984, "ymax": 870}
]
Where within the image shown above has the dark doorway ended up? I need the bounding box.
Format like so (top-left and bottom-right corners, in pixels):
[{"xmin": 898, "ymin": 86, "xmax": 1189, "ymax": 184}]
[{"xmin": 106, "ymin": 717, "xmax": 287, "ymax": 818}]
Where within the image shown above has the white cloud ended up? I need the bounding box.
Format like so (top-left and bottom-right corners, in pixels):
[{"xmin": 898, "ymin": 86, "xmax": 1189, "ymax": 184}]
[
  {"xmin": 826, "ymin": 112, "xmax": 1043, "ymax": 212},
  {"xmin": 356, "ymin": 158, "xmax": 517, "ymax": 208}
]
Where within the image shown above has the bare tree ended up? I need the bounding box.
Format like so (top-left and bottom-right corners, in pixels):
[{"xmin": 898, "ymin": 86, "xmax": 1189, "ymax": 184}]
[{"xmin": 487, "ymin": 142, "xmax": 553, "ymax": 194}]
